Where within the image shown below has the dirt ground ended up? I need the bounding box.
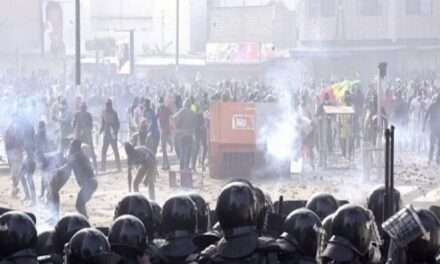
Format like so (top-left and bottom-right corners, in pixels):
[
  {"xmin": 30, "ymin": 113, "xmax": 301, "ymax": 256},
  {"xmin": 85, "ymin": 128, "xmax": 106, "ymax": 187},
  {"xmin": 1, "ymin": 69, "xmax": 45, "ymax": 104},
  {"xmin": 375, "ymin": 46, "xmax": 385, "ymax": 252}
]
[{"xmin": 0, "ymin": 151, "xmax": 438, "ymax": 232}]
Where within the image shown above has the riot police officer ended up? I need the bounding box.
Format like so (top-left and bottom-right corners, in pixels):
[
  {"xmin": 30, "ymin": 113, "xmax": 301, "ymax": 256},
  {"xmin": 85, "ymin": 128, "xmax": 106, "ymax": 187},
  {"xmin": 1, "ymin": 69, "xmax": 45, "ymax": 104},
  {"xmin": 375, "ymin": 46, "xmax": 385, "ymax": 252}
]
[
  {"xmin": 109, "ymin": 215, "xmax": 148, "ymax": 264},
  {"xmin": 320, "ymin": 213, "xmax": 335, "ymax": 255},
  {"xmin": 367, "ymin": 186, "xmax": 403, "ymax": 263},
  {"xmin": 114, "ymin": 194, "xmax": 154, "ymax": 241},
  {"xmin": 195, "ymin": 182, "xmax": 280, "ymax": 264},
  {"xmin": 150, "ymin": 201, "xmax": 162, "ymax": 240},
  {"xmin": 254, "ymin": 187, "xmax": 273, "ymax": 236},
  {"xmin": 277, "ymin": 208, "xmax": 322, "ymax": 264},
  {"xmin": 406, "ymin": 209, "xmax": 440, "ymax": 264},
  {"xmin": 53, "ymin": 214, "xmax": 90, "ymax": 258},
  {"xmin": 367, "ymin": 186, "xmax": 402, "ymax": 232},
  {"xmin": 158, "ymin": 195, "xmax": 199, "ymax": 264},
  {"xmin": 306, "ymin": 193, "xmax": 339, "ymax": 221},
  {"xmin": 0, "ymin": 211, "xmax": 38, "ymax": 264},
  {"xmin": 37, "ymin": 214, "xmax": 90, "ymax": 264},
  {"xmin": 114, "ymin": 193, "xmax": 162, "ymax": 264},
  {"xmin": 321, "ymin": 204, "xmax": 381, "ymax": 264},
  {"xmin": 188, "ymin": 193, "xmax": 210, "ymax": 234},
  {"xmin": 65, "ymin": 228, "xmax": 118, "ymax": 264}
]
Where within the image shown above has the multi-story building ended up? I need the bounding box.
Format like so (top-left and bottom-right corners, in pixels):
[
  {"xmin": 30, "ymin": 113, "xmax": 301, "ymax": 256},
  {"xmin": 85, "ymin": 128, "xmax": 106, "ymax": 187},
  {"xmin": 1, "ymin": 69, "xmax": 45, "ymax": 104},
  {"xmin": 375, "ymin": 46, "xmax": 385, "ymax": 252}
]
[{"xmin": 294, "ymin": 0, "xmax": 440, "ymax": 78}]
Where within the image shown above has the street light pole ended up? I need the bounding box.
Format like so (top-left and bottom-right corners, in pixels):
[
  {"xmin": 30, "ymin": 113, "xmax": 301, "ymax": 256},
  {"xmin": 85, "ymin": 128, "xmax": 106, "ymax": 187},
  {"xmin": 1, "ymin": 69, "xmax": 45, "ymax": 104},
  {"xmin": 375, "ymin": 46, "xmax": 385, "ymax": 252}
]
[
  {"xmin": 130, "ymin": 29, "xmax": 135, "ymax": 75},
  {"xmin": 75, "ymin": 0, "xmax": 81, "ymax": 86},
  {"xmin": 176, "ymin": 0, "xmax": 180, "ymax": 69}
]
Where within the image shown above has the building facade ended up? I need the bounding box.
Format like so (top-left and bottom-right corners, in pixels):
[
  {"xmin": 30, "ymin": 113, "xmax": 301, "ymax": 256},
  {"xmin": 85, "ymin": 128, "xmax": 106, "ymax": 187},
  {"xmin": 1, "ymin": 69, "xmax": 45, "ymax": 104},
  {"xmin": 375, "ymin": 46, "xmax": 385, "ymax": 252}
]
[
  {"xmin": 207, "ymin": 1, "xmax": 296, "ymax": 64},
  {"xmin": 294, "ymin": 0, "xmax": 440, "ymax": 78}
]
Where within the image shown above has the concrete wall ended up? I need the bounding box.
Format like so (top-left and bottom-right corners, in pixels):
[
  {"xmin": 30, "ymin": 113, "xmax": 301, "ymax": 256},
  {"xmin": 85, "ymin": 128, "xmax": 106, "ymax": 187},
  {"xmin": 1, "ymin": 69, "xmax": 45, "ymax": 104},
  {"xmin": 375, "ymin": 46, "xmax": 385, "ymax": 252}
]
[
  {"xmin": 395, "ymin": 0, "xmax": 440, "ymax": 40},
  {"xmin": 208, "ymin": 3, "xmax": 296, "ymax": 48},
  {"xmin": 297, "ymin": 0, "xmax": 440, "ymax": 42}
]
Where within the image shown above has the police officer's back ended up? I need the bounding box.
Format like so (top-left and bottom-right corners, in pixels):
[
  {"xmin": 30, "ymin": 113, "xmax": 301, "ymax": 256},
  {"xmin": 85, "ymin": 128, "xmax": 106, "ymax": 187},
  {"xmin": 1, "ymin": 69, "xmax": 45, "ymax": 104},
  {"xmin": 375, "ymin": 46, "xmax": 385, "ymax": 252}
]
[
  {"xmin": 158, "ymin": 196, "xmax": 199, "ymax": 264},
  {"xmin": 0, "ymin": 211, "xmax": 38, "ymax": 264},
  {"xmin": 277, "ymin": 208, "xmax": 322, "ymax": 264},
  {"xmin": 109, "ymin": 215, "xmax": 148, "ymax": 264},
  {"xmin": 195, "ymin": 182, "xmax": 280, "ymax": 264},
  {"xmin": 321, "ymin": 204, "xmax": 381, "ymax": 264}
]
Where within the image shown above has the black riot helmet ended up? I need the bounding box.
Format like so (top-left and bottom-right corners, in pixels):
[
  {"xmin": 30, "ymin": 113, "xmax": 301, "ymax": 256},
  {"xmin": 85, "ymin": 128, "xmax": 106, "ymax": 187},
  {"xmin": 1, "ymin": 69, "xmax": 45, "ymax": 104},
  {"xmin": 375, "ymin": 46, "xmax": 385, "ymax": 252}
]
[
  {"xmin": 109, "ymin": 215, "xmax": 147, "ymax": 258},
  {"xmin": 281, "ymin": 208, "xmax": 322, "ymax": 258},
  {"xmin": 331, "ymin": 204, "xmax": 378, "ymax": 256},
  {"xmin": 150, "ymin": 201, "xmax": 162, "ymax": 238},
  {"xmin": 188, "ymin": 193, "xmax": 209, "ymax": 234},
  {"xmin": 37, "ymin": 230, "xmax": 54, "ymax": 256},
  {"xmin": 53, "ymin": 213, "xmax": 90, "ymax": 254},
  {"xmin": 407, "ymin": 209, "xmax": 440, "ymax": 263},
  {"xmin": 161, "ymin": 195, "xmax": 198, "ymax": 237},
  {"xmin": 0, "ymin": 211, "xmax": 37, "ymax": 258},
  {"xmin": 367, "ymin": 186, "xmax": 402, "ymax": 230},
  {"xmin": 216, "ymin": 182, "xmax": 257, "ymax": 232},
  {"xmin": 306, "ymin": 193, "xmax": 339, "ymax": 220},
  {"xmin": 322, "ymin": 213, "xmax": 335, "ymax": 245},
  {"xmin": 319, "ymin": 213, "xmax": 335, "ymax": 258},
  {"xmin": 65, "ymin": 228, "xmax": 115, "ymax": 264},
  {"xmin": 254, "ymin": 187, "xmax": 273, "ymax": 234},
  {"xmin": 114, "ymin": 193, "xmax": 153, "ymax": 240}
]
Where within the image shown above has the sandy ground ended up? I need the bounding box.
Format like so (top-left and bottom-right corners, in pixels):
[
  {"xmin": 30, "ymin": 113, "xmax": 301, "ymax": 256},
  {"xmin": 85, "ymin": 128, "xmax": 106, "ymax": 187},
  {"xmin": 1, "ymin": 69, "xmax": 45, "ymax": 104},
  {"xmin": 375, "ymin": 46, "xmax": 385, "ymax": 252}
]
[{"xmin": 0, "ymin": 149, "xmax": 438, "ymax": 232}]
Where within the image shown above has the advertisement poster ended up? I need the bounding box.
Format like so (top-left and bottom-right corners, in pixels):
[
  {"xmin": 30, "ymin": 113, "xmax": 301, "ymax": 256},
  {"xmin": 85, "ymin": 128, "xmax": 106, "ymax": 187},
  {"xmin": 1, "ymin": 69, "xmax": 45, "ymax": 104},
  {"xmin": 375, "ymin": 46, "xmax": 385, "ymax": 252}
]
[
  {"xmin": 206, "ymin": 42, "xmax": 274, "ymax": 64},
  {"xmin": 42, "ymin": 0, "xmax": 75, "ymax": 55}
]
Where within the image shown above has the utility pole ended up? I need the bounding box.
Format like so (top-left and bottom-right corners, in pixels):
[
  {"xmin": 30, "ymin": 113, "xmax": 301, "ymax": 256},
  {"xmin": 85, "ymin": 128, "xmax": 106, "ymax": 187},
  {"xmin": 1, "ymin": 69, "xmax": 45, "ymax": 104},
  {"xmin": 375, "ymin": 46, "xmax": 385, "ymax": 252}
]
[
  {"xmin": 176, "ymin": 0, "xmax": 180, "ymax": 69},
  {"xmin": 129, "ymin": 29, "xmax": 135, "ymax": 75},
  {"xmin": 75, "ymin": 0, "xmax": 81, "ymax": 86}
]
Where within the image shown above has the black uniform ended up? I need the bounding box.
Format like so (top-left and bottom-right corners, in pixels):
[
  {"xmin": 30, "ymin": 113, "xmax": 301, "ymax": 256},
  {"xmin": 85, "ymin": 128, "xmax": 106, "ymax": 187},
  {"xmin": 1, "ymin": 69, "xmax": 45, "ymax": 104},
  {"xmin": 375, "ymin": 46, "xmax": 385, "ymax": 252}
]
[
  {"xmin": 367, "ymin": 186, "xmax": 403, "ymax": 264},
  {"xmin": 64, "ymin": 228, "xmax": 119, "ymax": 264},
  {"xmin": 0, "ymin": 211, "xmax": 38, "ymax": 264},
  {"xmin": 321, "ymin": 204, "xmax": 381, "ymax": 264},
  {"xmin": 406, "ymin": 209, "xmax": 440, "ymax": 264},
  {"xmin": 158, "ymin": 196, "xmax": 199, "ymax": 264},
  {"xmin": 306, "ymin": 193, "xmax": 339, "ymax": 221},
  {"xmin": 194, "ymin": 182, "xmax": 281, "ymax": 264},
  {"xmin": 37, "ymin": 214, "xmax": 90, "ymax": 264},
  {"xmin": 109, "ymin": 215, "xmax": 148, "ymax": 264},
  {"xmin": 277, "ymin": 208, "xmax": 322, "ymax": 264}
]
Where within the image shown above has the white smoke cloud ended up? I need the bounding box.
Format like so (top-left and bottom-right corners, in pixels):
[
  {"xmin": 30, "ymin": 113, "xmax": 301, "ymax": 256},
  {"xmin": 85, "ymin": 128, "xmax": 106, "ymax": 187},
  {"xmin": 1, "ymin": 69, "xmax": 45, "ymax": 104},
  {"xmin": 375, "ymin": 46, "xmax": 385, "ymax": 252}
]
[{"xmin": 258, "ymin": 60, "xmax": 310, "ymax": 165}]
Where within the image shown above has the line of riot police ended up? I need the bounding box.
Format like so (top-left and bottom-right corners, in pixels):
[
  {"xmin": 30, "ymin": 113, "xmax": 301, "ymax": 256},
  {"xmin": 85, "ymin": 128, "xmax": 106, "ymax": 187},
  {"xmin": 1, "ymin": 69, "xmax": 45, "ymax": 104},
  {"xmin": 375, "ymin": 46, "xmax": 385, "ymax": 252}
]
[{"xmin": 0, "ymin": 182, "xmax": 440, "ymax": 264}]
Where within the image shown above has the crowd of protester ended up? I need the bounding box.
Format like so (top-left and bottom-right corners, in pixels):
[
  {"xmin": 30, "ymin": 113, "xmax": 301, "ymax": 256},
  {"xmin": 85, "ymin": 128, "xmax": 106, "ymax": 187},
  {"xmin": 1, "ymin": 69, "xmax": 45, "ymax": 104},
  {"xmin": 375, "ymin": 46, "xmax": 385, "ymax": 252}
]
[{"xmin": 1, "ymin": 71, "xmax": 440, "ymax": 263}]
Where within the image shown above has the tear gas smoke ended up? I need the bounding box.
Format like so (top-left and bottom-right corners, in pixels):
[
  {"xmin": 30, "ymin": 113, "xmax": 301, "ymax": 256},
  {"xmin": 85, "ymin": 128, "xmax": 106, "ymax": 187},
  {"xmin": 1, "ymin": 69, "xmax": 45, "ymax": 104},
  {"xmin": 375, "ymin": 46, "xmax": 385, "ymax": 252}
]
[{"xmin": 259, "ymin": 60, "xmax": 310, "ymax": 167}]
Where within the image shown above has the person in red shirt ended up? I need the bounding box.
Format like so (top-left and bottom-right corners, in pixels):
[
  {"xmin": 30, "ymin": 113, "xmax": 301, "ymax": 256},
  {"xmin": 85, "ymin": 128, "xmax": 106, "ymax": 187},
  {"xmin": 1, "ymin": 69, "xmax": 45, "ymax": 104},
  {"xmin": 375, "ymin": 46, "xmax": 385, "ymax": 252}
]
[{"xmin": 157, "ymin": 96, "xmax": 172, "ymax": 170}]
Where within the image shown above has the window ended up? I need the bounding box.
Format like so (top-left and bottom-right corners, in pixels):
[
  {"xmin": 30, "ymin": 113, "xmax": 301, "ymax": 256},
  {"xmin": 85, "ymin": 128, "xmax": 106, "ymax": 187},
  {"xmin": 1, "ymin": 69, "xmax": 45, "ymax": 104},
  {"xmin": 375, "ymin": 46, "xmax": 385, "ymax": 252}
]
[
  {"xmin": 359, "ymin": 0, "xmax": 382, "ymax": 16},
  {"xmin": 406, "ymin": 0, "xmax": 432, "ymax": 15},
  {"xmin": 309, "ymin": 0, "xmax": 336, "ymax": 17}
]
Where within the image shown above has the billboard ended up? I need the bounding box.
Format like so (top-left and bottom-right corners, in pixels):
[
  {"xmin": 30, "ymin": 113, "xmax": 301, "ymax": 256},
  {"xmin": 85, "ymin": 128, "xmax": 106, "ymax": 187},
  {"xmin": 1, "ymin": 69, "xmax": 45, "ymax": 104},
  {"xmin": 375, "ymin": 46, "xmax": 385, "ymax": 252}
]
[
  {"xmin": 42, "ymin": 0, "xmax": 75, "ymax": 56},
  {"xmin": 206, "ymin": 42, "xmax": 275, "ymax": 64}
]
